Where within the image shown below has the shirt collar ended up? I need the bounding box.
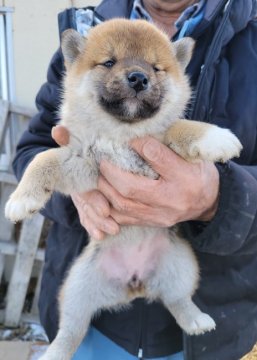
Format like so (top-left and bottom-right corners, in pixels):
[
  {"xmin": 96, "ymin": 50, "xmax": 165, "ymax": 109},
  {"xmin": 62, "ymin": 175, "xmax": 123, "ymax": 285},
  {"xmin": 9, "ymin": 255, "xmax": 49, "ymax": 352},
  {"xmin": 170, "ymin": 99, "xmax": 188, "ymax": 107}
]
[
  {"xmin": 175, "ymin": 0, "xmax": 206, "ymax": 30},
  {"xmin": 130, "ymin": 0, "xmax": 152, "ymax": 21}
]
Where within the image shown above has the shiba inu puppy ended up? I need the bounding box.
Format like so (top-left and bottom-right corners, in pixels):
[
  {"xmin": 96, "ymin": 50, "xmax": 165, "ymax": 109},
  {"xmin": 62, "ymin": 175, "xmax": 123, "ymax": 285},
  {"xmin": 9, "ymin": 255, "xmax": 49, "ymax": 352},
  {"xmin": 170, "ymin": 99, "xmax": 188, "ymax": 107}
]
[{"xmin": 5, "ymin": 19, "xmax": 242, "ymax": 360}]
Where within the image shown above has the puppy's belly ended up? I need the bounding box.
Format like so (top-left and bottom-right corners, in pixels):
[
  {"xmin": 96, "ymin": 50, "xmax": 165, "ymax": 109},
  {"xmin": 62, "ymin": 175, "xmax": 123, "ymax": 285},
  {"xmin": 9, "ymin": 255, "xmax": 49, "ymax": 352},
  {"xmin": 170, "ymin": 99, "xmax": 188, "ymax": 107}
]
[{"xmin": 97, "ymin": 230, "xmax": 170, "ymax": 284}]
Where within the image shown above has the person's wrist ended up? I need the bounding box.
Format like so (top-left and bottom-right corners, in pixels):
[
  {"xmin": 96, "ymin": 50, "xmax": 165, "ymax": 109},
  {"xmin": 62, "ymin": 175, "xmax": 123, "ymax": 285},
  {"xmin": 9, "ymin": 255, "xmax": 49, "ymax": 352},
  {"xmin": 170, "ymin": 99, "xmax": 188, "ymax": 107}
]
[
  {"xmin": 194, "ymin": 163, "xmax": 220, "ymax": 222},
  {"xmin": 196, "ymin": 192, "xmax": 219, "ymax": 221}
]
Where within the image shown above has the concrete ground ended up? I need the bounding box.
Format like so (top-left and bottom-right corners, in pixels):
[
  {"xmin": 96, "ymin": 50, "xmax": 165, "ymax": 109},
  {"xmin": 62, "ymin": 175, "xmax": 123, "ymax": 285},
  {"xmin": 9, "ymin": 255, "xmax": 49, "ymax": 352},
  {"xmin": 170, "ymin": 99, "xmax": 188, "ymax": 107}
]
[
  {"xmin": 1, "ymin": 341, "xmax": 256, "ymax": 359},
  {"xmin": 0, "ymin": 341, "xmax": 48, "ymax": 360}
]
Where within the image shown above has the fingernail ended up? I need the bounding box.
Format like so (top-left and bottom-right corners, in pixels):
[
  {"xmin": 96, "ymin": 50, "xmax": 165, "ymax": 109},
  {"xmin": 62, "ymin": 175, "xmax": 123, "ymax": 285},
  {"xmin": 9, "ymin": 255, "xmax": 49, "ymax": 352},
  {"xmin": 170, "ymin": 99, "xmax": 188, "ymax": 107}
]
[
  {"xmin": 143, "ymin": 140, "xmax": 156, "ymax": 160},
  {"xmin": 92, "ymin": 229, "xmax": 101, "ymax": 239},
  {"xmin": 99, "ymin": 160, "xmax": 107, "ymax": 172}
]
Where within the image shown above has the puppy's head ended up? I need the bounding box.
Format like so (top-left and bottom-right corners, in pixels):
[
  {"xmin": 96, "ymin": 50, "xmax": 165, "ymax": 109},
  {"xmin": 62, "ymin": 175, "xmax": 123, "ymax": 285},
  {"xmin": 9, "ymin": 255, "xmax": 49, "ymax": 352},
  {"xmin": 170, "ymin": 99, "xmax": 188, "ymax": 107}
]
[{"xmin": 61, "ymin": 19, "xmax": 194, "ymax": 124}]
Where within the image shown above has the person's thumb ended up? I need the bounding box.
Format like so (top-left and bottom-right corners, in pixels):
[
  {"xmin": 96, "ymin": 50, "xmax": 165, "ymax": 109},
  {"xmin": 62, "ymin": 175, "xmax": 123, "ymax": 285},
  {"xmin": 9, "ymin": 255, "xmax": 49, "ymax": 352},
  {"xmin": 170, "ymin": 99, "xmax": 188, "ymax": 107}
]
[
  {"xmin": 131, "ymin": 136, "xmax": 182, "ymax": 178},
  {"xmin": 51, "ymin": 125, "xmax": 70, "ymax": 146}
]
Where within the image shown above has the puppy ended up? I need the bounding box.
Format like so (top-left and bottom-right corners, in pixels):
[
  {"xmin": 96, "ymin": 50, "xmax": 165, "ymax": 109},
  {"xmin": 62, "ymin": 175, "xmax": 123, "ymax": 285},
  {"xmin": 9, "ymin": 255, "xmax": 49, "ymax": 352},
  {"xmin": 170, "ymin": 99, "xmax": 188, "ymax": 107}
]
[{"xmin": 5, "ymin": 19, "xmax": 242, "ymax": 360}]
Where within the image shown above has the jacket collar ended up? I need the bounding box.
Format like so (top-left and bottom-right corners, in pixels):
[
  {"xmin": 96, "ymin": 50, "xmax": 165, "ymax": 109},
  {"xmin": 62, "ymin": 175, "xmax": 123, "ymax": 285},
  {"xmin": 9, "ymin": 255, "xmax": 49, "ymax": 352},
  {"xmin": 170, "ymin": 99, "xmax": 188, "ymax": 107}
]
[
  {"xmin": 94, "ymin": 0, "xmax": 134, "ymax": 20},
  {"xmin": 191, "ymin": 0, "xmax": 227, "ymax": 37}
]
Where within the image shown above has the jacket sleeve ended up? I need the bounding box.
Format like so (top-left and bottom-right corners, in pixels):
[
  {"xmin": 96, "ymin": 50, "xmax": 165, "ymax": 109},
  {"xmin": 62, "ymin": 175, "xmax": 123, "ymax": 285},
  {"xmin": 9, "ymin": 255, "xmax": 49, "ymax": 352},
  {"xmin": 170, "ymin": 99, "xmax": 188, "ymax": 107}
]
[
  {"xmin": 13, "ymin": 49, "xmax": 83, "ymax": 230},
  {"xmin": 181, "ymin": 161, "xmax": 257, "ymax": 256},
  {"xmin": 181, "ymin": 19, "xmax": 257, "ymax": 256}
]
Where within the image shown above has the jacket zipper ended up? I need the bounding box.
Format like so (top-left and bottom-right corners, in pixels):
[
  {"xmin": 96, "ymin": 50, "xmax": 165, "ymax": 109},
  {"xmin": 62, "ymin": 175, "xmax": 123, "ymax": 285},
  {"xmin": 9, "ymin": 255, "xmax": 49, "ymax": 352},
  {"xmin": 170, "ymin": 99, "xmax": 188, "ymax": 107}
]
[
  {"xmin": 184, "ymin": 1, "xmax": 234, "ymax": 359},
  {"xmin": 138, "ymin": 348, "xmax": 143, "ymax": 359},
  {"xmin": 137, "ymin": 300, "xmax": 145, "ymax": 359}
]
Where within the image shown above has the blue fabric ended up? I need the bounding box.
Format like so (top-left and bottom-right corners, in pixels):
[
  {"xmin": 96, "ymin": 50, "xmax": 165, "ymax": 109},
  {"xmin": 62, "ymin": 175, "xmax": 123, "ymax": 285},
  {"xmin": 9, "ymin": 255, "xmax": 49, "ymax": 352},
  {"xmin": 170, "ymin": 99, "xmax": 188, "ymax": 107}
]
[
  {"xmin": 72, "ymin": 327, "xmax": 184, "ymax": 360},
  {"xmin": 176, "ymin": 6, "xmax": 205, "ymax": 39}
]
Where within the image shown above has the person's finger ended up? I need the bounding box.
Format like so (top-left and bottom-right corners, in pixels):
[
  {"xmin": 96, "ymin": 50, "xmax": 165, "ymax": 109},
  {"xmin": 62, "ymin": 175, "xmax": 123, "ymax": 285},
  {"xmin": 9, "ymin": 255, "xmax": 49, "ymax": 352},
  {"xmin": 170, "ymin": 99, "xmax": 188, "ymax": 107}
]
[
  {"xmin": 75, "ymin": 190, "xmax": 111, "ymax": 218},
  {"xmin": 98, "ymin": 175, "xmax": 152, "ymax": 213},
  {"xmin": 80, "ymin": 214, "xmax": 106, "ymax": 240},
  {"xmin": 82, "ymin": 205, "xmax": 120, "ymax": 236},
  {"xmin": 130, "ymin": 136, "xmax": 187, "ymax": 179},
  {"xmin": 110, "ymin": 208, "xmax": 142, "ymax": 226},
  {"xmin": 99, "ymin": 161, "xmax": 159, "ymax": 202},
  {"xmin": 71, "ymin": 191, "xmax": 119, "ymax": 238},
  {"xmin": 110, "ymin": 206, "xmax": 175, "ymax": 227},
  {"xmin": 51, "ymin": 125, "xmax": 70, "ymax": 146}
]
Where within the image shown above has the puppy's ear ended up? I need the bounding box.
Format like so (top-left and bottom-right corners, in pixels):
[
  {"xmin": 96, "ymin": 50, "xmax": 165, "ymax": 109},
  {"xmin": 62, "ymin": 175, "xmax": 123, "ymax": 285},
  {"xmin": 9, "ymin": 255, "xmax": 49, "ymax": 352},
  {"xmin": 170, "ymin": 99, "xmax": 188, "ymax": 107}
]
[
  {"xmin": 61, "ymin": 29, "xmax": 86, "ymax": 68},
  {"xmin": 173, "ymin": 37, "xmax": 195, "ymax": 70}
]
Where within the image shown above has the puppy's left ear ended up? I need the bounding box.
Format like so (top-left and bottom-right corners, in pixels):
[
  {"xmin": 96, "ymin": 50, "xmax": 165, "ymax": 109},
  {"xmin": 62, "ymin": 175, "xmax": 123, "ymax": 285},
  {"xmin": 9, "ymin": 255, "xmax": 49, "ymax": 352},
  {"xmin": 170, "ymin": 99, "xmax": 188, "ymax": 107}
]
[
  {"xmin": 61, "ymin": 29, "xmax": 86, "ymax": 68},
  {"xmin": 173, "ymin": 37, "xmax": 195, "ymax": 70}
]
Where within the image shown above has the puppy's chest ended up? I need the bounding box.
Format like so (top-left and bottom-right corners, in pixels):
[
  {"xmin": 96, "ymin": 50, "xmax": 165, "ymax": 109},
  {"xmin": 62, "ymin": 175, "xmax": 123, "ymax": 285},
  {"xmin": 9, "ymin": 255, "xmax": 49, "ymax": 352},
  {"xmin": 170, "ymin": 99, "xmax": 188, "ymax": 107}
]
[{"xmin": 86, "ymin": 137, "xmax": 157, "ymax": 179}]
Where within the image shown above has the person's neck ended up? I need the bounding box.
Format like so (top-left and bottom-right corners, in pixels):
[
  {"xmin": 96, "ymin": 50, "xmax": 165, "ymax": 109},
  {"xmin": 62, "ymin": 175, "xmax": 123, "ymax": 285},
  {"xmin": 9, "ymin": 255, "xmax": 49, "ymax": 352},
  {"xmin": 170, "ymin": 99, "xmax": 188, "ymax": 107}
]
[{"xmin": 142, "ymin": 0, "xmax": 196, "ymax": 38}]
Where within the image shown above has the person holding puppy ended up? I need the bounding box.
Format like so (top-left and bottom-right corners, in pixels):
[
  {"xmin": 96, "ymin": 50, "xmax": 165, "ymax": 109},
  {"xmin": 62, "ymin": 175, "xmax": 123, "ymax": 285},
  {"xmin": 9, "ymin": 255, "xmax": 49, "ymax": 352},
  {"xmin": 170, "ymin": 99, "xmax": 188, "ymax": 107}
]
[{"xmin": 13, "ymin": 0, "xmax": 257, "ymax": 359}]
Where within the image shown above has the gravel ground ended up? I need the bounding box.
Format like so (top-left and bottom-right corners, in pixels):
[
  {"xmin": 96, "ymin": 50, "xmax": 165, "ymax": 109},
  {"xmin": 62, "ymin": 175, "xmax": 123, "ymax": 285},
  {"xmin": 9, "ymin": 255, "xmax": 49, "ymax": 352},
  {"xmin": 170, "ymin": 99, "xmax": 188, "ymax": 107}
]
[
  {"xmin": 0, "ymin": 321, "xmax": 48, "ymax": 342},
  {"xmin": 242, "ymin": 345, "xmax": 257, "ymax": 360}
]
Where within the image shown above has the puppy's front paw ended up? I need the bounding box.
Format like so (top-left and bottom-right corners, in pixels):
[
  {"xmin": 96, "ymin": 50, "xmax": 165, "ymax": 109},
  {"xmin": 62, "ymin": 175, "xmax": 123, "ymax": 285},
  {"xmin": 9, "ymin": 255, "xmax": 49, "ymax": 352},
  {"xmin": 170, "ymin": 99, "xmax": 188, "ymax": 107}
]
[
  {"xmin": 188, "ymin": 127, "xmax": 242, "ymax": 162},
  {"xmin": 5, "ymin": 191, "xmax": 45, "ymax": 222}
]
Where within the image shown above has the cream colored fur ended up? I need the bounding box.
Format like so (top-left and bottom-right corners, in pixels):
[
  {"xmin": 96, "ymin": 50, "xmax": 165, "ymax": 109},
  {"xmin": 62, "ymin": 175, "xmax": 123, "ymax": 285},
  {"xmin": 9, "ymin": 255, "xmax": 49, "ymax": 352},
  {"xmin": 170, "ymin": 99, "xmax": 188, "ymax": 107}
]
[{"xmin": 5, "ymin": 19, "xmax": 242, "ymax": 360}]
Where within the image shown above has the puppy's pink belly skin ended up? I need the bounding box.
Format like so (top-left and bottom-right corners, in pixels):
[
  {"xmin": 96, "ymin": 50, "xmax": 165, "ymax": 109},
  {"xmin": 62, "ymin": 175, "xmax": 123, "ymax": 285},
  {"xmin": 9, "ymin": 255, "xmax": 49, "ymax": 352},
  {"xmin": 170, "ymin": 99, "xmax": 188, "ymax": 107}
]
[{"xmin": 98, "ymin": 234, "xmax": 170, "ymax": 283}]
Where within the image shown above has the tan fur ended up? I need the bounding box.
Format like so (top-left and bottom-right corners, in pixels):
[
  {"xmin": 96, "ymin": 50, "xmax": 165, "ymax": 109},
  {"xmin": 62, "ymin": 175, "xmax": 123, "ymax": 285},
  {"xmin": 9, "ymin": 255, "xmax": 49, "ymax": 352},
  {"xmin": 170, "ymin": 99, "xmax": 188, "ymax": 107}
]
[
  {"xmin": 5, "ymin": 19, "xmax": 242, "ymax": 360},
  {"xmin": 164, "ymin": 119, "xmax": 242, "ymax": 162}
]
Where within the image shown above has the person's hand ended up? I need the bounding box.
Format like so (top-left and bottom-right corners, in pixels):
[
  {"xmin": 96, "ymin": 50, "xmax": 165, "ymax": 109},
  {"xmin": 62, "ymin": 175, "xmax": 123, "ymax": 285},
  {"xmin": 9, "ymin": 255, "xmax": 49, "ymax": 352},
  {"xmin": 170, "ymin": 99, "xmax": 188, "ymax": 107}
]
[
  {"xmin": 51, "ymin": 126, "xmax": 219, "ymax": 239},
  {"xmin": 51, "ymin": 125, "xmax": 119, "ymax": 240},
  {"xmin": 98, "ymin": 136, "xmax": 219, "ymax": 228}
]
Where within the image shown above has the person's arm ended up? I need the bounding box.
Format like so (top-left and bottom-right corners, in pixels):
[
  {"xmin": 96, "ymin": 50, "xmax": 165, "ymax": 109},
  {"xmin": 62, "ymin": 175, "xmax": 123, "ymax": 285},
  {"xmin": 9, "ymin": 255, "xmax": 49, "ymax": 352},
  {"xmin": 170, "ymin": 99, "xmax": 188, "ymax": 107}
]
[
  {"xmin": 181, "ymin": 160, "xmax": 257, "ymax": 256},
  {"xmin": 13, "ymin": 49, "xmax": 83, "ymax": 229}
]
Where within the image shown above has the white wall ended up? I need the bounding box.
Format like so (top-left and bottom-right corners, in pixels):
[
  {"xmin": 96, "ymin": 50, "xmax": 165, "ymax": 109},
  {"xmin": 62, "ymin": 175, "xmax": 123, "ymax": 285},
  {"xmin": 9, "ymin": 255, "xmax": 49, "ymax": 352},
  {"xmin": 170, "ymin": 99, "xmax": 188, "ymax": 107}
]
[{"xmin": 0, "ymin": 0, "xmax": 100, "ymax": 108}]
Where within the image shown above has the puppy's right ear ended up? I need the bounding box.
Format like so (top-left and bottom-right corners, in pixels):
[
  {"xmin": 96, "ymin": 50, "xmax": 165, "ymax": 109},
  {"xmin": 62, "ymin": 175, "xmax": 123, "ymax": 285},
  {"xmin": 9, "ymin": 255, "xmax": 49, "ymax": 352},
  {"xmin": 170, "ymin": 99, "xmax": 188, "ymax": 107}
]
[{"xmin": 61, "ymin": 29, "xmax": 86, "ymax": 68}]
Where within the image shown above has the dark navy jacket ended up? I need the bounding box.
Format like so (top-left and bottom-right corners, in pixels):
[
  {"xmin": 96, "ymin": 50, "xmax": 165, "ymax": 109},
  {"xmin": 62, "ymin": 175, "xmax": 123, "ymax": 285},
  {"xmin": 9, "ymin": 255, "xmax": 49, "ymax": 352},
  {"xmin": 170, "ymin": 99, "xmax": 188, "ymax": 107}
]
[{"xmin": 13, "ymin": 0, "xmax": 257, "ymax": 359}]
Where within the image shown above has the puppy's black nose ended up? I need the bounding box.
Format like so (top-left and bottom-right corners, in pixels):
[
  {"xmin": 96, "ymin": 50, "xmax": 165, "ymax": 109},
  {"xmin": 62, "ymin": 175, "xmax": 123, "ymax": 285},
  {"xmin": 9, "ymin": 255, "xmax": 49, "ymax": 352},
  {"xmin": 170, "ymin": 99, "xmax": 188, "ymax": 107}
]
[{"xmin": 127, "ymin": 72, "xmax": 148, "ymax": 92}]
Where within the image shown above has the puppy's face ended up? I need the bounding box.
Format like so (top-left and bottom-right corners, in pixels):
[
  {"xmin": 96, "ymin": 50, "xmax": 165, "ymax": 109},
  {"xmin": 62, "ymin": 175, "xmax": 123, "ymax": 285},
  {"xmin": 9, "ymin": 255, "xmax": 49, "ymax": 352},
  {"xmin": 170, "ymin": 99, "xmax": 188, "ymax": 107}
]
[{"xmin": 62, "ymin": 19, "xmax": 194, "ymax": 124}]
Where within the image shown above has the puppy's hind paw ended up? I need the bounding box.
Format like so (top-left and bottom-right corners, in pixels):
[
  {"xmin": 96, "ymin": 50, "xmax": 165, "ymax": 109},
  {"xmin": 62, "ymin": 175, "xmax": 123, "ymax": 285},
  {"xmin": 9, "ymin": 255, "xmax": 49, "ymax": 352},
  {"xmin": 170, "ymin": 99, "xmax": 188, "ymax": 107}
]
[
  {"xmin": 188, "ymin": 127, "xmax": 242, "ymax": 162},
  {"xmin": 39, "ymin": 349, "xmax": 69, "ymax": 360},
  {"xmin": 185, "ymin": 313, "xmax": 216, "ymax": 336}
]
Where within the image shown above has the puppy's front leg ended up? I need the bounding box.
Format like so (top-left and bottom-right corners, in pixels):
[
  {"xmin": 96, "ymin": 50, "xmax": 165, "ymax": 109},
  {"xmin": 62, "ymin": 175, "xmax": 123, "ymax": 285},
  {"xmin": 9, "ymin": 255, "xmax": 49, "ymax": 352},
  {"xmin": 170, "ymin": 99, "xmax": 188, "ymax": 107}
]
[
  {"xmin": 5, "ymin": 146, "xmax": 96, "ymax": 222},
  {"xmin": 164, "ymin": 119, "xmax": 242, "ymax": 162},
  {"xmin": 5, "ymin": 148, "xmax": 63, "ymax": 222}
]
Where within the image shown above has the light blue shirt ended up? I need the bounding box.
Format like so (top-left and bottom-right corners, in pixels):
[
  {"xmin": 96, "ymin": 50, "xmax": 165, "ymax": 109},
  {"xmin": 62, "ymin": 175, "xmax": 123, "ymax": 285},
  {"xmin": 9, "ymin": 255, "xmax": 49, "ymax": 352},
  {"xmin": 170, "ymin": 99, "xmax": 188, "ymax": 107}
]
[
  {"xmin": 72, "ymin": 327, "xmax": 184, "ymax": 360},
  {"xmin": 130, "ymin": 0, "xmax": 206, "ymax": 39}
]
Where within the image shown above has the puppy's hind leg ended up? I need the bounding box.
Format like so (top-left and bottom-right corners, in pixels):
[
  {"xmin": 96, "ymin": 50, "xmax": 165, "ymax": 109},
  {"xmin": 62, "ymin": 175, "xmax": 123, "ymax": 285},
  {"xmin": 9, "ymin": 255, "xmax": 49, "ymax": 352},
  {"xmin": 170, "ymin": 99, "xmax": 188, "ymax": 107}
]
[
  {"xmin": 150, "ymin": 234, "xmax": 216, "ymax": 335},
  {"xmin": 40, "ymin": 243, "xmax": 126, "ymax": 360},
  {"xmin": 164, "ymin": 297, "xmax": 216, "ymax": 336}
]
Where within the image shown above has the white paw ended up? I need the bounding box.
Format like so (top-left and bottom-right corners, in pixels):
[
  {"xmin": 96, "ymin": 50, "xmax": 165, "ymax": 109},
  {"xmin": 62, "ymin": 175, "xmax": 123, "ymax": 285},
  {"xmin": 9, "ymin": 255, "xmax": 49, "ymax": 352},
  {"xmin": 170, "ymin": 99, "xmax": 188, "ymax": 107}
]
[
  {"xmin": 185, "ymin": 313, "xmax": 216, "ymax": 336},
  {"xmin": 189, "ymin": 126, "xmax": 242, "ymax": 162},
  {"xmin": 5, "ymin": 192, "xmax": 43, "ymax": 222}
]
